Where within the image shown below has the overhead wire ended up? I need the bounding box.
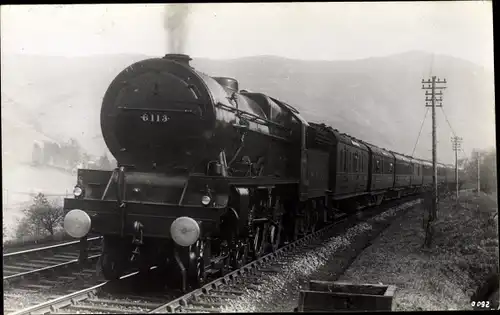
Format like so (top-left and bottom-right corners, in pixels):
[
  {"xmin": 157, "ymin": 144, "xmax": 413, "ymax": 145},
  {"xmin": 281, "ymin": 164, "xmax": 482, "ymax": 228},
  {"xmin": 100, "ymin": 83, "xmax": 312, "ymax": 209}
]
[
  {"xmin": 411, "ymin": 108, "xmax": 429, "ymax": 157},
  {"xmin": 439, "ymin": 106, "xmax": 457, "ymax": 138},
  {"xmin": 410, "ymin": 53, "xmax": 435, "ymax": 159},
  {"xmin": 439, "ymin": 99, "xmax": 471, "ymax": 163},
  {"xmin": 436, "ymin": 84, "xmax": 475, "ymax": 172},
  {"xmin": 427, "ymin": 53, "xmax": 469, "ymax": 164}
]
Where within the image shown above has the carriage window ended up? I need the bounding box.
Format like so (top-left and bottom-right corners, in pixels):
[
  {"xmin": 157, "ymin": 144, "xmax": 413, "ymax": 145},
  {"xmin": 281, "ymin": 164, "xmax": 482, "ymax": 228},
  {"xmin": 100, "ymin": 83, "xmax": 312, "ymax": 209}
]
[
  {"xmin": 352, "ymin": 153, "xmax": 355, "ymax": 172},
  {"xmin": 389, "ymin": 162, "xmax": 393, "ymax": 173},
  {"xmin": 340, "ymin": 149, "xmax": 344, "ymax": 170},
  {"xmin": 353, "ymin": 153, "xmax": 359, "ymax": 172},
  {"xmin": 344, "ymin": 149, "xmax": 348, "ymax": 172},
  {"xmin": 376, "ymin": 160, "xmax": 381, "ymax": 173},
  {"xmin": 348, "ymin": 151, "xmax": 352, "ymax": 172}
]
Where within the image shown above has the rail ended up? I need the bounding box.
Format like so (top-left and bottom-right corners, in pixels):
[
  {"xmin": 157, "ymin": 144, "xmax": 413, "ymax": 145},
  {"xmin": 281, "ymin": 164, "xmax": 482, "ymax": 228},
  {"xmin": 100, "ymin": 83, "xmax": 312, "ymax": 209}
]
[
  {"xmin": 3, "ymin": 236, "xmax": 102, "ymax": 283},
  {"xmin": 9, "ymin": 217, "xmax": 347, "ymax": 315},
  {"xmin": 3, "ymin": 236, "xmax": 101, "ymax": 258},
  {"xmin": 151, "ymin": 215, "xmax": 347, "ymax": 313}
]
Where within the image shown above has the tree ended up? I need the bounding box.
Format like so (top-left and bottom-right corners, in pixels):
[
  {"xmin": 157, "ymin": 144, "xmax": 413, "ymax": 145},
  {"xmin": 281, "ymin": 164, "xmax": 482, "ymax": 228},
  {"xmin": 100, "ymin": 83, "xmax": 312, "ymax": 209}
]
[
  {"xmin": 32, "ymin": 142, "xmax": 43, "ymax": 166},
  {"xmin": 18, "ymin": 193, "xmax": 64, "ymax": 237},
  {"xmin": 15, "ymin": 218, "xmax": 40, "ymax": 240},
  {"xmin": 61, "ymin": 138, "xmax": 82, "ymax": 169},
  {"xmin": 478, "ymin": 148, "xmax": 497, "ymax": 193},
  {"xmin": 461, "ymin": 147, "xmax": 497, "ymax": 194},
  {"xmin": 80, "ymin": 152, "xmax": 91, "ymax": 168},
  {"xmin": 42, "ymin": 141, "xmax": 53, "ymax": 165},
  {"xmin": 97, "ymin": 153, "xmax": 112, "ymax": 170},
  {"xmin": 110, "ymin": 156, "xmax": 118, "ymax": 169}
]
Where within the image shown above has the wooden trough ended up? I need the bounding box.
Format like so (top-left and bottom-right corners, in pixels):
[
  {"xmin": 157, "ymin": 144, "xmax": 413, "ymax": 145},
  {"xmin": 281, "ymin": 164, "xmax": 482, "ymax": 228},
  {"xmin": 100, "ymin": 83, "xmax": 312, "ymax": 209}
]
[{"xmin": 296, "ymin": 280, "xmax": 397, "ymax": 312}]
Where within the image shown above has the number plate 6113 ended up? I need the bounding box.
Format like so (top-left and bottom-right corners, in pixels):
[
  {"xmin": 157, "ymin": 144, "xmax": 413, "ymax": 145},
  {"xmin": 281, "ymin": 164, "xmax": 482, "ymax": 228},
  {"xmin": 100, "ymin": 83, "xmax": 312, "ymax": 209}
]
[{"xmin": 141, "ymin": 113, "xmax": 170, "ymax": 123}]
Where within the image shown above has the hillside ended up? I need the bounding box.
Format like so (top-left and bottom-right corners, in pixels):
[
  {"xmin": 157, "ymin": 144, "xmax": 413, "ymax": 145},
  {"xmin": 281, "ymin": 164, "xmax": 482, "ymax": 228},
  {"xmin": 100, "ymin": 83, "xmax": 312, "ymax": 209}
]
[
  {"xmin": 1, "ymin": 53, "xmax": 151, "ymax": 158},
  {"xmin": 191, "ymin": 52, "xmax": 495, "ymax": 162},
  {"xmin": 1, "ymin": 51, "xmax": 495, "ymax": 166}
]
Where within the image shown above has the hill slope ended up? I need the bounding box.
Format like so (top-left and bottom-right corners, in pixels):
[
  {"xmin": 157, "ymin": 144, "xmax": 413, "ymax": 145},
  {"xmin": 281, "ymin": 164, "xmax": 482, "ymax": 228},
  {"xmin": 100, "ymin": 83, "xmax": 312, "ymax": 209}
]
[{"xmin": 1, "ymin": 51, "xmax": 495, "ymax": 166}]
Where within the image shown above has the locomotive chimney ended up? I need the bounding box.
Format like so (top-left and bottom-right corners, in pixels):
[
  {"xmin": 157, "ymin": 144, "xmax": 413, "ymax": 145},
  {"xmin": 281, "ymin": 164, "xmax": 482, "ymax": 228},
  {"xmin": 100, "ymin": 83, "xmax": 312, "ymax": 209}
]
[
  {"xmin": 213, "ymin": 77, "xmax": 239, "ymax": 93},
  {"xmin": 163, "ymin": 53, "xmax": 192, "ymax": 66}
]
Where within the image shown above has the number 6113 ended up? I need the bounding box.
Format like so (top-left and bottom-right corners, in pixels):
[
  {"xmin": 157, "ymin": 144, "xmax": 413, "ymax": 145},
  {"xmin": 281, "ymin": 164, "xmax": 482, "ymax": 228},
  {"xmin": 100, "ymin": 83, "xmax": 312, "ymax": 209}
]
[{"xmin": 141, "ymin": 113, "xmax": 170, "ymax": 123}]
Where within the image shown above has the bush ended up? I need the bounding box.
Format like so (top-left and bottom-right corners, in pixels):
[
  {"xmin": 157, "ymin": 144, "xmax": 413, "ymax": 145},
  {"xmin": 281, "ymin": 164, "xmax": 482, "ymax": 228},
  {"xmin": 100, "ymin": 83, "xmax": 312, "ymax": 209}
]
[{"xmin": 14, "ymin": 193, "xmax": 64, "ymax": 240}]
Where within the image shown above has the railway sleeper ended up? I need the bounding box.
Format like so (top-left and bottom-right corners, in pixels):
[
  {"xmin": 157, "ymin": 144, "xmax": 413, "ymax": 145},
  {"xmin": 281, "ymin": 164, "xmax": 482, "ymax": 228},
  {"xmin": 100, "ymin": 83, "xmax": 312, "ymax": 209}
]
[
  {"xmin": 209, "ymin": 289, "xmax": 245, "ymax": 296},
  {"xmin": 14, "ymin": 262, "xmax": 53, "ymax": 269},
  {"xmin": 87, "ymin": 298, "xmax": 163, "ymax": 309},
  {"xmin": 190, "ymin": 300, "xmax": 226, "ymax": 308},
  {"xmin": 28, "ymin": 258, "xmax": 71, "ymax": 264},
  {"xmin": 38, "ymin": 279, "xmax": 62, "ymax": 285},
  {"xmin": 182, "ymin": 306, "xmax": 220, "ymax": 313},
  {"xmin": 68, "ymin": 304, "xmax": 133, "ymax": 314},
  {"xmin": 199, "ymin": 293, "xmax": 235, "ymax": 300}
]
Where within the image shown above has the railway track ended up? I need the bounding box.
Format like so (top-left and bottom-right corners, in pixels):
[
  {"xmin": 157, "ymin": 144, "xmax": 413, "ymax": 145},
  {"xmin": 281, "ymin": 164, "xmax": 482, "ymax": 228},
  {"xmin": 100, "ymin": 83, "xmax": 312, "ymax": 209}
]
[
  {"xmin": 7, "ymin": 268, "xmax": 181, "ymax": 315},
  {"xmin": 9, "ymin": 197, "xmax": 420, "ymax": 315},
  {"xmin": 3, "ymin": 236, "xmax": 102, "ymax": 284},
  {"xmin": 154, "ymin": 200, "xmax": 414, "ymax": 313}
]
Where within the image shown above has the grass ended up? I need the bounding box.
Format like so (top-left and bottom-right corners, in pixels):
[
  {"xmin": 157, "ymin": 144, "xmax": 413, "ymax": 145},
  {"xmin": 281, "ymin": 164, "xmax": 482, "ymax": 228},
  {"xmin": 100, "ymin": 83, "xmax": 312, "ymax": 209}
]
[{"xmin": 338, "ymin": 190, "xmax": 499, "ymax": 311}]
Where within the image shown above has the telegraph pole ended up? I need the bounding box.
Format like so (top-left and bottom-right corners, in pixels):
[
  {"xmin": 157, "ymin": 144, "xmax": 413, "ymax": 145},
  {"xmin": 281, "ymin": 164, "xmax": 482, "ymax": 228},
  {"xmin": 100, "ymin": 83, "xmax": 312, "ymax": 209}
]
[
  {"xmin": 477, "ymin": 151, "xmax": 481, "ymax": 195},
  {"xmin": 422, "ymin": 76, "xmax": 447, "ymax": 219},
  {"xmin": 421, "ymin": 76, "xmax": 446, "ymax": 248},
  {"xmin": 451, "ymin": 136, "xmax": 462, "ymax": 203}
]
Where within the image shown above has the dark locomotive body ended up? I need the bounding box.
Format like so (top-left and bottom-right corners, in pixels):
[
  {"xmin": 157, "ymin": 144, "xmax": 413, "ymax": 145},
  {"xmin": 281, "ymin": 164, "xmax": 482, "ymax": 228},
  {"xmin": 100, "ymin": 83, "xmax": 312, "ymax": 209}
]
[
  {"xmin": 100, "ymin": 54, "xmax": 301, "ymax": 179},
  {"xmin": 63, "ymin": 54, "xmax": 457, "ymax": 291}
]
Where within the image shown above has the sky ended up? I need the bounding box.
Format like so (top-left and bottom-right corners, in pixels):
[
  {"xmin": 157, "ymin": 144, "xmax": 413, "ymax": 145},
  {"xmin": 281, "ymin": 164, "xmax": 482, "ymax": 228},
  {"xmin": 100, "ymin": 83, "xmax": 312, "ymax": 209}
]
[{"xmin": 0, "ymin": 2, "xmax": 494, "ymax": 69}]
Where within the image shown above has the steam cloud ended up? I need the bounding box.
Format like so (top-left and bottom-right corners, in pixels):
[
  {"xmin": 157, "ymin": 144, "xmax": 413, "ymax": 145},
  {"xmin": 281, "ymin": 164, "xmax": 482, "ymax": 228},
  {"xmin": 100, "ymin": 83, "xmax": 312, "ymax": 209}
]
[{"xmin": 164, "ymin": 4, "xmax": 190, "ymax": 54}]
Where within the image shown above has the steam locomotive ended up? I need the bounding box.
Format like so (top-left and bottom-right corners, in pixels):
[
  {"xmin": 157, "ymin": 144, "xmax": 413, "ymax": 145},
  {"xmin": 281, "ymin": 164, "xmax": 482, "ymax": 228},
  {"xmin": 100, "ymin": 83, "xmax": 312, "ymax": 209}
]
[{"xmin": 63, "ymin": 54, "xmax": 460, "ymax": 291}]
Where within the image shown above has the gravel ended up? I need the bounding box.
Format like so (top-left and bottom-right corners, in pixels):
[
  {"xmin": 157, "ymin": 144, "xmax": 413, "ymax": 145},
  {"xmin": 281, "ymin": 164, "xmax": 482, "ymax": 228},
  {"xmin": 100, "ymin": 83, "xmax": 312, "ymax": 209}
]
[
  {"xmin": 219, "ymin": 199, "xmax": 421, "ymax": 312},
  {"xmin": 4, "ymin": 291, "xmax": 55, "ymax": 313},
  {"xmin": 4, "ymin": 267, "xmax": 104, "ymax": 314}
]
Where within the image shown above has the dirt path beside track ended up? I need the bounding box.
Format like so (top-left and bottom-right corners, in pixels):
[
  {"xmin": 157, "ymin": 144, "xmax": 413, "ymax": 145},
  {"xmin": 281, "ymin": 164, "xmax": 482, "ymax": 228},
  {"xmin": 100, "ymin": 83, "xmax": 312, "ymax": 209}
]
[{"xmin": 338, "ymin": 191, "xmax": 499, "ymax": 311}]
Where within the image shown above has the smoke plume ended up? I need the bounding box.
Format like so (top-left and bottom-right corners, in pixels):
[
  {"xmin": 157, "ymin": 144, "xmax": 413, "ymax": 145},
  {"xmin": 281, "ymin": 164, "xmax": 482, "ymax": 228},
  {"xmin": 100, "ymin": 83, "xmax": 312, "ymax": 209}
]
[{"xmin": 163, "ymin": 4, "xmax": 190, "ymax": 54}]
